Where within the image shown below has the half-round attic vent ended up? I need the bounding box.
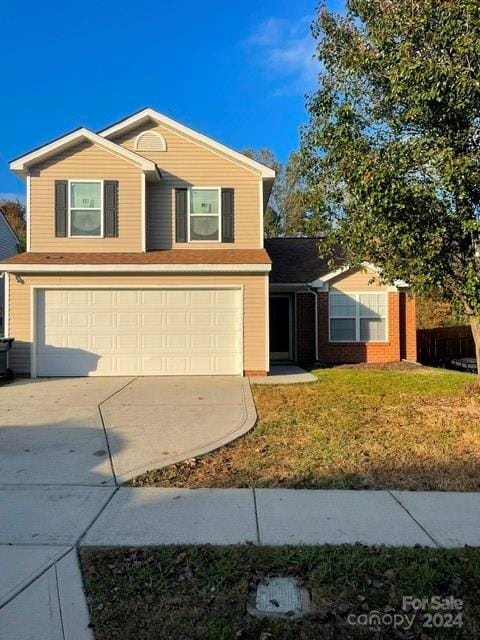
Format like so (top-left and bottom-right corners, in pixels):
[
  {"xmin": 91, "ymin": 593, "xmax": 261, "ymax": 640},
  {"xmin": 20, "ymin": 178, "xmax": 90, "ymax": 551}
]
[{"xmin": 135, "ymin": 131, "xmax": 167, "ymax": 152}]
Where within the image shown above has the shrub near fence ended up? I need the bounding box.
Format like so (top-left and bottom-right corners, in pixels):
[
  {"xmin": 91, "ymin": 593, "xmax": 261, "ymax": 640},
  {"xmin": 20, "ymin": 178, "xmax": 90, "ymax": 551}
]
[{"xmin": 417, "ymin": 325, "xmax": 475, "ymax": 365}]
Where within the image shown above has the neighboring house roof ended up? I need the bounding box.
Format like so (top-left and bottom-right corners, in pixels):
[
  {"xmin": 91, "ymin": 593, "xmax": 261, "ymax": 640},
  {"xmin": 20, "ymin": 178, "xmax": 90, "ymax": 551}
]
[
  {"xmin": 0, "ymin": 249, "xmax": 271, "ymax": 273},
  {"xmin": 0, "ymin": 210, "xmax": 19, "ymax": 245},
  {"xmin": 0, "ymin": 211, "xmax": 19, "ymax": 265},
  {"xmin": 98, "ymin": 108, "xmax": 276, "ymax": 179},
  {"xmin": 265, "ymin": 238, "xmax": 339, "ymax": 284},
  {"xmin": 9, "ymin": 128, "xmax": 160, "ymax": 179}
]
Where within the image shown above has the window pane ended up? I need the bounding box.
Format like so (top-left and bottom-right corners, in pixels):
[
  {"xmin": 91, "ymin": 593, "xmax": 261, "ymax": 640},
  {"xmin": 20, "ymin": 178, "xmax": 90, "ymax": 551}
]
[
  {"xmin": 190, "ymin": 216, "xmax": 219, "ymax": 241},
  {"xmin": 359, "ymin": 293, "xmax": 387, "ymax": 318},
  {"xmin": 190, "ymin": 189, "xmax": 219, "ymax": 214},
  {"xmin": 360, "ymin": 318, "xmax": 386, "ymax": 341},
  {"xmin": 330, "ymin": 318, "xmax": 356, "ymax": 341},
  {"xmin": 330, "ymin": 293, "xmax": 356, "ymax": 317},
  {"xmin": 70, "ymin": 210, "xmax": 101, "ymax": 236},
  {"xmin": 70, "ymin": 182, "xmax": 101, "ymax": 209}
]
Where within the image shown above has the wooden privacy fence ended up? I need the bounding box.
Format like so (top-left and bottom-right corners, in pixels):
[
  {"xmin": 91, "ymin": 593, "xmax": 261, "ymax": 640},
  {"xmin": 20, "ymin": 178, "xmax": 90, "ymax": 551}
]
[{"xmin": 417, "ymin": 325, "xmax": 475, "ymax": 365}]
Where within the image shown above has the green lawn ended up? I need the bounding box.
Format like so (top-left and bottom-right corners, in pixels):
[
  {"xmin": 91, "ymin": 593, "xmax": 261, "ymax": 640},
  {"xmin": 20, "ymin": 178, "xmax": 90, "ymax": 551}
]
[
  {"xmin": 81, "ymin": 545, "xmax": 480, "ymax": 639},
  {"xmin": 131, "ymin": 365, "xmax": 480, "ymax": 490}
]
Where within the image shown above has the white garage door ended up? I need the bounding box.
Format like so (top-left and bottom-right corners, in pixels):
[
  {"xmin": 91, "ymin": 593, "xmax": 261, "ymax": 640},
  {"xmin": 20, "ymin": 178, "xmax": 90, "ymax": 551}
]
[{"xmin": 35, "ymin": 288, "xmax": 243, "ymax": 376}]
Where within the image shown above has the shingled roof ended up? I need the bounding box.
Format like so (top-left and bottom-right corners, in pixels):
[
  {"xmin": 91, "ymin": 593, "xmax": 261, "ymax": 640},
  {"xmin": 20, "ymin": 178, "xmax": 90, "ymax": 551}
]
[
  {"xmin": 0, "ymin": 249, "xmax": 271, "ymax": 266},
  {"xmin": 264, "ymin": 238, "xmax": 342, "ymax": 284}
]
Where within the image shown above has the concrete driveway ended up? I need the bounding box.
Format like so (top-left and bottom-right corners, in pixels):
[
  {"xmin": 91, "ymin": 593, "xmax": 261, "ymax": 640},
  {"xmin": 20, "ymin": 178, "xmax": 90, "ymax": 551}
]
[{"xmin": 0, "ymin": 376, "xmax": 256, "ymax": 486}]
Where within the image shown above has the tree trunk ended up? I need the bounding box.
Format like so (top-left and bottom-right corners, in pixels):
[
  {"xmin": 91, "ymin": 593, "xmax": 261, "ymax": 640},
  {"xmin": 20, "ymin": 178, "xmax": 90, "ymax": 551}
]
[{"xmin": 470, "ymin": 317, "xmax": 480, "ymax": 374}]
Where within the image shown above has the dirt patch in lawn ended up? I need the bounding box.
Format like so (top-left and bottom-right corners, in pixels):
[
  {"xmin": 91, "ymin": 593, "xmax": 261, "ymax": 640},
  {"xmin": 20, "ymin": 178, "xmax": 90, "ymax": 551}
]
[
  {"xmin": 81, "ymin": 545, "xmax": 480, "ymax": 640},
  {"xmin": 331, "ymin": 361, "xmax": 426, "ymax": 371},
  {"xmin": 131, "ymin": 368, "xmax": 480, "ymax": 491}
]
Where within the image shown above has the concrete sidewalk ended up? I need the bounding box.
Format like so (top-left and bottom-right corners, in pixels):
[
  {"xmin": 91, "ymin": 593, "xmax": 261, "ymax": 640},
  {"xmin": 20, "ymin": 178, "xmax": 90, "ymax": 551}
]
[
  {"xmin": 8, "ymin": 485, "xmax": 479, "ymax": 551},
  {"xmin": 81, "ymin": 487, "xmax": 480, "ymax": 548},
  {"xmin": 0, "ymin": 548, "xmax": 92, "ymax": 640},
  {"xmin": 2, "ymin": 485, "xmax": 480, "ymax": 639}
]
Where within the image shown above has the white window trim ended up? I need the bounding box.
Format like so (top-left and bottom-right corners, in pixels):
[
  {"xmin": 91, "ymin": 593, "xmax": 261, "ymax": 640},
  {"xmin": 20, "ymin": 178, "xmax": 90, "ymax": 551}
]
[
  {"xmin": 67, "ymin": 179, "xmax": 104, "ymax": 239},
  {"xmin": 329, "ymin": 291, "xmax": 389, "ymax": 343},
  {"xmin": 187, "ymin": 186, "xmax": 222, "ymax": 243}
]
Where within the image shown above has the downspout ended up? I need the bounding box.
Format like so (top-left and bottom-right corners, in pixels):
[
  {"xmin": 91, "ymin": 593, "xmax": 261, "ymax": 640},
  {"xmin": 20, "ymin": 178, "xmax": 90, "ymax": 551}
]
[{"xmin": 307, "ymin": 283, "xmax": 319, "ymax": 363}]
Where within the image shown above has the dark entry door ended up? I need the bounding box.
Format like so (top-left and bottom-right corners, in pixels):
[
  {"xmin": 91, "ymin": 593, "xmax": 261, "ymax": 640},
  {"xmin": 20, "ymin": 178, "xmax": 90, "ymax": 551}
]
[{"xmin": 270, "ymin": 296, "xmax": 292, "ymax": 361}]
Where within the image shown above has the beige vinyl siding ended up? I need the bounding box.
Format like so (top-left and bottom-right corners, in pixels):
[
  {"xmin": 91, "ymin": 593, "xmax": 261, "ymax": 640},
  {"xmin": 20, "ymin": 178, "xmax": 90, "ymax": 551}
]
[
  {"xmin": 330, "ymin": 268, "xmax": 388, "ymax": 292},
  {"xmin": 7, "ymin": 273, "xmax": 267, "ymax": 374},
  {"xmin": 29, "ymin": 141, "xmax": 143, "ymax": 252},
  {"xmin": 112, "ymin": 123, "xmax": 262, "ymax": 250}
]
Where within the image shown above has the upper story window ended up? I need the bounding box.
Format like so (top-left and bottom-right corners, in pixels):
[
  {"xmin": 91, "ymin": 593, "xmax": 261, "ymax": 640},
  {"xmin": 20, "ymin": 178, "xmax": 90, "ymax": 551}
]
[
  {"xmin": 329, "ymin": 292, "xmax": 388, "ymax": 342},
  {"xmin": 188, "ymin": 188, "xmax": 221, "ymax": 242},
  {"xmin": 69, "ymin": 181, "xmax": 103, "ymax": 237}
]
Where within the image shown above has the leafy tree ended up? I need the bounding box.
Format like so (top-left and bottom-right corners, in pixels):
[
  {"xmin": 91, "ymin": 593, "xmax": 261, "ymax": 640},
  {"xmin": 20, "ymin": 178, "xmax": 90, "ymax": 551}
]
[
  {"xmin": 416, "ymin": 295, "xmax": 467, "ymax": 330},
  {"xmin": 0, "ymin": 199, "xmax": 26, "ymax": 252},
  {"xmin": 242, "ymin": 148, "xmax": 282, "ymax": 237},
  {"xmin": 301, "ymin": 0, "xmax": 480, "ymax": 367},
  {"xmin": 243, "ymin": 148, "xmax": 327, "ymax": 237}
]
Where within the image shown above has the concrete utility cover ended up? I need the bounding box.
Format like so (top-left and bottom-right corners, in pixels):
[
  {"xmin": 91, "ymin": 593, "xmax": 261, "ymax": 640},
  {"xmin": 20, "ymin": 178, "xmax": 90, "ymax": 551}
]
[{"xmin": 250, "ymin": 577, "xmax": 310, "ymax": 618}]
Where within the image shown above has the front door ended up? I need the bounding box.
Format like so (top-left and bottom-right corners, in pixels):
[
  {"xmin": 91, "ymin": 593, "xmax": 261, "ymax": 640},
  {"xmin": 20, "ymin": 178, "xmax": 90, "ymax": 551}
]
[{"xmin": 269, "ymin": 295, "xmax": 292, "ymax": 361}]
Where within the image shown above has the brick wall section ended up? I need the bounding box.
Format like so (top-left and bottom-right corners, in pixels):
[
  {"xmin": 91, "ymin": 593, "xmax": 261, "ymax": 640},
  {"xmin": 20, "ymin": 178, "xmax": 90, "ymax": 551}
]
[
  {"xmin": 316, "ymin": 292, "xmax": 402, "ymax": 364},
  {"xmin": 405, "ymin": 294, "xmax": 417, "ymax": 361},
  {"xmin": 295, "ymin": 292, "xmax": 316, "ymax": 366},
  {"xmin": 399, "ymin": 292, "xmax": 417, "ymax": 361}
]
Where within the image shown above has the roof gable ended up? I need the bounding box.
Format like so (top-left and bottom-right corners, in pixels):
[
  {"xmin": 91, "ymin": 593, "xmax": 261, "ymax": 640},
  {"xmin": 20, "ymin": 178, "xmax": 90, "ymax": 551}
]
[
  {"xmin": 10, "ymin": 128, "xmax": 159, "ymax": 179},
  {"xmin": 98, "ymin": 108, "xmax": 276, "ymax": 179}
]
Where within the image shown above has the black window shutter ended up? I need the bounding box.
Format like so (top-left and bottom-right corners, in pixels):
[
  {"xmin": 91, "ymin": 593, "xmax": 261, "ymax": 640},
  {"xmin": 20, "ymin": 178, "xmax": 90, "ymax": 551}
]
[
  {"xmin": 175, "ymin": 188, "xmax": 188, "ymax": 242},
  {"xmin": 221, "ymin": 188, "xmax": 234, "ymax": 243},
  {"xmin": 54, "ymin": 180, "xmax": 68, "ymax": 237},
  {"xmin": 104, "ymin": 180, "xmax": 119, "ymax": 237}
]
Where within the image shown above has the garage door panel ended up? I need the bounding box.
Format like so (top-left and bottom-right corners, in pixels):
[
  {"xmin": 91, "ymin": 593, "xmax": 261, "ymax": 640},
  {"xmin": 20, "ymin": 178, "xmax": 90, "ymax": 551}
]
[
  {"xmin": 116, "ymin": 290, "xmax": 139, "ymax": 305},
  {"xmin": 46, "ymin": 312, "xmax": 64, "ymax": 329},
  {"xmin": 91, "ymin": 313, "xmax": 114, "ymax": 329},
  {"xmin": 163, "ymin": 312, "xmax": 187, "ymax": 329},
  {"xmin": 36, "ymin": 288, "xmax": 242, "ymax": 376},
  {"xmin": 90, "ymin": 291, "xmax": 114, "ymax": 305},
  {"xmin": 142, "ymin": 335, "xmax": 164, "ymax": 350},
  {"xmin": 190, "ymin": 311, "xmax": 214, "ymax": 329},
  {"xmin": 141, "ymin": 290, "xmax": 164, "ymax": 304},
  {"xmin": 141, "ymin": 312, "xmax": 161, "ymax": 329},
  {"xmin": 166, "ymin": 335, "xmax": 188, "ymax": 350}
]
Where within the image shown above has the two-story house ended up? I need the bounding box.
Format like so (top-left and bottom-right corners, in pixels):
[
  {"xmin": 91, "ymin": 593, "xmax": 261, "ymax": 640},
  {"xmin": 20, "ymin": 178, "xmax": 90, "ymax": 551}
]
[{"xmin": 1, "ymin": 108, "xmax": 416, "ymax": 378}]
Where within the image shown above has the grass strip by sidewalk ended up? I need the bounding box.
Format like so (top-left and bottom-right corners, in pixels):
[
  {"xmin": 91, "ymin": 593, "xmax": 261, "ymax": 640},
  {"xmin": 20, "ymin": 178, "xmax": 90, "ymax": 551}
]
[
  {"xmin": 81, "ymin": 544, "xmax": 480, "ymax": 639},
  {"xmin": 131, "ymin": 366, "xmax": 480, "ymax": 491}
]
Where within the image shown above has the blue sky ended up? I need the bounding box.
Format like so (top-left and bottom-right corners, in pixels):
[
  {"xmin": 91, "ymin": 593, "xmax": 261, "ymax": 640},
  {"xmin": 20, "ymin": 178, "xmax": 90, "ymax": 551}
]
[{"xmin": 0, "ymin": 0, "xmax": 344, "ymax": 200}]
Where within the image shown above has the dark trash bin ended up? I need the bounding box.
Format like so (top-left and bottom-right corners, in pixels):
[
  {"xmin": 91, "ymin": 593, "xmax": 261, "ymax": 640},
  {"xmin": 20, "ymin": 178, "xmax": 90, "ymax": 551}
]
[{"xmin": 0, "ymin": 338, "xmax": 14, "ymax": 380}]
